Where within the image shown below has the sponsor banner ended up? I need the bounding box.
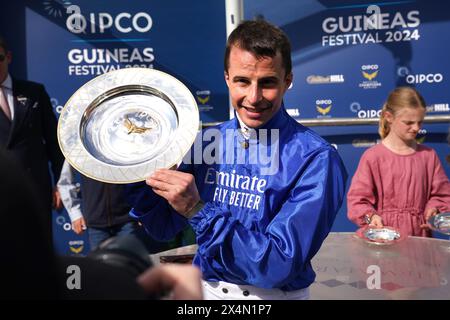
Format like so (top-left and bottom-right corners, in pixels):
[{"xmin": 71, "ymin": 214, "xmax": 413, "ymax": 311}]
[
  {"xmin": 307, "ymin": 74, "xmax": 345, "ymax": 84},
  {"xmin": 321, "ymin": 5, "xmax": 421, "ymax": 47},
  {"xmin": 2, "ymin": 0, "xmax": 448, "ymax": 247},
  {"xmin": 22, "ymin": 0, "xmax": 228, "ymax": 123},
  {"xmin": 277, "ymin": 1, "xmax": 450, "ymax": 120},
  {"xmin": 3, "ymin": 0, "xmax": 228, "ymax": 254}
]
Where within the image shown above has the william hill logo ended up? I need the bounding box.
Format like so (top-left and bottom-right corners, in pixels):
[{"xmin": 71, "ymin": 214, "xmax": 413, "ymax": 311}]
[
  {"xmin": 426, "ymin": 104, "xmax": 450, "ymax": 113},
  {"xmin": 196, "ymin": 90, "xmax": 210, "ymax": 105},
  {"xmin": 359, "ymin": 64, "xmax": 382, "ymax": 89},
  {"xmin": 307, "ymin": 74, "xmax": 344, "ymax": 84},
  {"xmin": 316, "ymin": 99, "xmax": 332, "ymax": 118}
]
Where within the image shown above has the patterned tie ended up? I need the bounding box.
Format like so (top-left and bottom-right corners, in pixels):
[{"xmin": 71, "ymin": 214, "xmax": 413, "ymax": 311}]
[{"xmin": 0, "ymin": 86, "xmax": 11, "ymax": 121}]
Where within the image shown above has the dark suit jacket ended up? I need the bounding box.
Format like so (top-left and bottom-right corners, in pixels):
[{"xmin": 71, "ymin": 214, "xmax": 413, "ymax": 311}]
[
  {"xmin": 0, "ymin": 78, "xmax": 64, "ymax": 218},
  {"xmin": 0, "ymin": 150, "xmax": 147, "ymax": 300}
]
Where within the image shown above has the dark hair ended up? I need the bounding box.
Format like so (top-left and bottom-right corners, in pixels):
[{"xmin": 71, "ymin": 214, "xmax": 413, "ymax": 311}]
[
  {"xmin": 224, "ymin": 20, "xmax": 292, "ymax": 76},
  {"xmin": 0, "ymin": 35, "xmax": 8, "ymax": 53},
  {"xmin": 379, "ymin": 86, "xmax": 426, "ymax": 139}
]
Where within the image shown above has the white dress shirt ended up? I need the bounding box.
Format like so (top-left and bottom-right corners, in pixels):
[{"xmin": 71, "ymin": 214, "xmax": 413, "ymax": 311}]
[
  {"xmin": 1, "ymin": 74, "xmax": 15, "ymax": 120},
  {"xmin": 57, "ymin": 160, "xmax": 84, "ymax": 222},
  {"xmin": 235, "ymin": 112, "xmax": 251, "ymax": 140}
]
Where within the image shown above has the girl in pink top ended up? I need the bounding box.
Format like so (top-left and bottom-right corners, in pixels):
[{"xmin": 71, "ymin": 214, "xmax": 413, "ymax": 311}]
[{"xmin": 347, "ymin": 87, "xmax": 450, "ymax": 237}]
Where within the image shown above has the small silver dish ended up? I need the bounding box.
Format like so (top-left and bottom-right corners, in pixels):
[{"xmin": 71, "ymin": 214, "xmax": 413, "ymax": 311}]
[
  {"xmin": 428, "ymin": 212, "xmax": 450, "ymax": 235},
  {"xmin": 356, "ymin": 226, "xmax": 404, "ymax": 245}
]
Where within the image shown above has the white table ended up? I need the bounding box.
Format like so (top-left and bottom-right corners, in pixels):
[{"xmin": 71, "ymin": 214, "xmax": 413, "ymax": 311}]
[{"xmin": 151, "ymin": 232, "xmax": 450, "ymax": 300}]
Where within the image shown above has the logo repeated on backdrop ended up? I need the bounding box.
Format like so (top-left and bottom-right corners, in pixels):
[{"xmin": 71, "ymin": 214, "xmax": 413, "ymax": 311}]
[
  {"xmin": 352, "ymin": 139, "xmax": 379, "ymax": 148},
  {"xmin": 286, "ymin": 108, "xmax": 300, "ymax": 117},
  {"xmin": 196, "ymin": 90, "xmax": 214, "ymax": 113},
  {"xmin": 321, "ymin": 5, "xmax": 421, "ymax": 47},
  {"xmin": 306, "ymin": 74, "xmax": 345, "ymax": 84},
  {"xmin": 359, "ymin": 64, "xmax": 382, "ymax": 89},
  {"xmin": 66, "ymin": 5, "xmax": 153, "ymax": 34},
  {"xmin": 427, "ymin": 103, "xmax": 450, "ymax": 113},
  {"xmin": 397, "ymin": 66, "xmax": 444, "ymax": 85},
  {"xmin": 69, "ymin": 240, "xmax": 85, "ymax": 255},
  {"xmin": 51, "ymin": 97, "xmax": 64, "ymax": 114},
  {"xmin": 57, "ymin": 4, "xmax": 155, "ymax": 76},
  {"xmin": 316, "ymin": 99, "xmax": 333, "ymax": 118},
  {"xmin": 350, "ymin": 102, "xmax": 381, "ymax": 119},
  {"xmin": 416, "ymin": 135, "xmax": 426, "ymax": 144},
  {"xmin": 44, "ymin": 0, "xmax": 72, "ymax": 17},
  {"xmin": 56, "ymin": 215, "xmax": 73, "ymax": 232}
]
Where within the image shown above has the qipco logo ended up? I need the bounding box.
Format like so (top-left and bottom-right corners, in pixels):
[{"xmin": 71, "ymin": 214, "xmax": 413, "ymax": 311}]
[
  {"xmin": 66, "ymin": 5, "xmax": 153, "ymax": 34},
  {"xmin": 361, "ymin": 64, "xmax": 379, "ymax": 71},
  {"xmin": 406, "ymin": 73, "xmax": 443, "ymax": 84}
]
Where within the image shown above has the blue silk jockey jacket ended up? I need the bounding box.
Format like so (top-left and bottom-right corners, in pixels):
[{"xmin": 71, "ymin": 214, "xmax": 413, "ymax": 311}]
[{"xmin": 129, "ymin": 106, "xmax": 347, "ymax": 291}]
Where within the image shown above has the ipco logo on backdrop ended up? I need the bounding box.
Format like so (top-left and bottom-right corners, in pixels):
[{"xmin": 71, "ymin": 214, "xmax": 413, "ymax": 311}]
[
  {"xmin": 306, "ymin": 74, "xmax": 344, "ymax": 84},
  {"xmin": 350, "ymin": 102, "xmax": 381, "ymax": 119},
  {"xmin": 397, "ymin": 67, "xmax": 444, "ymax": 85},
  {"xmin": 69, "ymin": 240, "xmax": 85, "ymax": 254},
  {"xmin": 407, "ymin": 73, "xmax": 443, "ymax": 84},
  {"xmin": 359, "ymin": 64, "xmax": 382, "ymax": 89},
  {"xmin": 56, "ymin": 215, "xmax": 72, "ymax": 232},
  {"xmin": 66, "ymin": 5, "xmax": 153, "ymax": 34},
  {"xmin": 316, "ymin": 99, "xmax": 332, "ymax": 118},
  {"xmin": 51, "ymin": 97, "xmax": 64, "ymax": 114},
  {"xmin": 65, "ymin": 6, "xmax": 155, "ymax": 76}
]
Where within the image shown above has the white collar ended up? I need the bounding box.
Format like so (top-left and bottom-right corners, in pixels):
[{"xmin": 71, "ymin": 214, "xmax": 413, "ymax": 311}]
[
  {"xmin": 235, "ymin": 112, "xmax": 251, "ymax": 140},
  {"xmin": 1, "ymin": 74, "xmax": 12, "ymax": 90}
]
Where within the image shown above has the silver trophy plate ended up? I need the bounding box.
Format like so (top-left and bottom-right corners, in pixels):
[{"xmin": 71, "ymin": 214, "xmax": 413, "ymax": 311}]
[
  {"xmin": 428, "ymin": 212, "xmax": 450, "ymax": 235},
  {"xmin": 58, "ymin": 68, "xmax": 199, "ymax": 183},
  {"xmin": 356, "ymin": 226, "xmax": 404, "ymax": 245}
]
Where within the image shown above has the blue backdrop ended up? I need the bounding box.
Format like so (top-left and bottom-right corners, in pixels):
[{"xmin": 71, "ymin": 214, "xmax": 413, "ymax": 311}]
[
  {"xmin": 245, "ymin": 0, "xmax": 450, "ymax": 235},
  {"xmin": 1, "ymin": 0, "xmax": 449, "ymax": 254}
]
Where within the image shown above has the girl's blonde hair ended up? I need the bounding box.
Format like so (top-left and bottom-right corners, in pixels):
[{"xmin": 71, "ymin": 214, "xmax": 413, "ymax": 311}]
[{"xmin": 378, "ymin": 86, "xmax": 426, "ymax": 139}]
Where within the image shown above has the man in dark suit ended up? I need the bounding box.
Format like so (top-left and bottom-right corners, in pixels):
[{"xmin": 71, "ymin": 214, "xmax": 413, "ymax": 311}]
[
  {"xmin": 0, "ymin": 149, "xmax": 203, "ymax": 300},
  {"xmin": 0, "ymin": 35, "xmax": 64, "ymax": 234}
]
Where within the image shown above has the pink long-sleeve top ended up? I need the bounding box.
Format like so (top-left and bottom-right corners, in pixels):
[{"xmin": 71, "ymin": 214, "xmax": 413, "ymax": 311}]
[{"xmin": 347, "ymin": 143, "xmax": 450, "ymax": 237}]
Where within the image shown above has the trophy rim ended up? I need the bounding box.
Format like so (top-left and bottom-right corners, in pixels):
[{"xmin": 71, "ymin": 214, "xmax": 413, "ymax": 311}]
[
  {"xmin": 57, "ymin": 67, "xmax": 199, "ymax": 184},
  {"xmin": 428, "ymin": 212, "xmax": 450, "ymax": 235}
]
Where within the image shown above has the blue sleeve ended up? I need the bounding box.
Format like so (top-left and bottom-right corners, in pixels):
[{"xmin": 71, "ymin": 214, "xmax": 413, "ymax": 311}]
[
  {"xmin": 126, "ymin": 170, "xmax": 190, "ymax": 241},
  {"xmin": 189, "ymin": 148, "xmax": 347, "ymax": 288}
]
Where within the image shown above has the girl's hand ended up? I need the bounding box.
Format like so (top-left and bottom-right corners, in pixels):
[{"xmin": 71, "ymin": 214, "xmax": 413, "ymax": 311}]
[
  {"xmin": 369, "ymin": 214, "xmax": 384, "ymax": 228},
  {"xmin": 420, "ymin": 207, "xmax": 438, "ymax": 229}
]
